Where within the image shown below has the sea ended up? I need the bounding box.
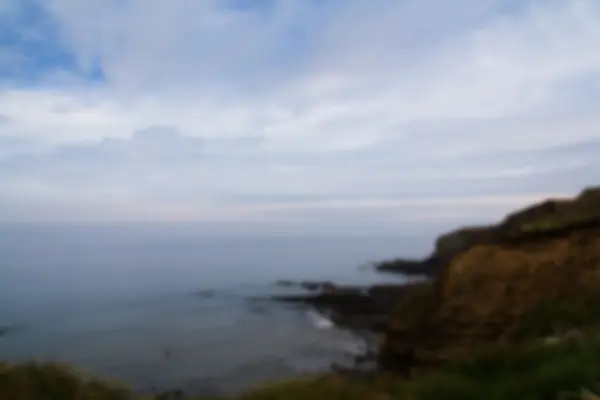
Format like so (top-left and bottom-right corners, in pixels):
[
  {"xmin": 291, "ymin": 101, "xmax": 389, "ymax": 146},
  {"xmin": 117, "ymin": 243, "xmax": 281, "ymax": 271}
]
[{"xmin": 0, "ymin": 225, "xmax": 431, "ymax": 396}]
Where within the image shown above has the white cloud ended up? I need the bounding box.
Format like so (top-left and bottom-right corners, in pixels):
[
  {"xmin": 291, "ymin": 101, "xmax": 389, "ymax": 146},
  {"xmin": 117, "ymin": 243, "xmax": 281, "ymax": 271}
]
[{"xmin": 0, "ymin": 0, "xmax": 599, "ymax": 228}]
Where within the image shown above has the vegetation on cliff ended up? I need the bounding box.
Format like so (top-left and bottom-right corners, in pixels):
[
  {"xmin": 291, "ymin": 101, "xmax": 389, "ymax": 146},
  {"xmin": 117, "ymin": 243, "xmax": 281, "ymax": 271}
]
[
  {"xmin": 375, "ymin": 188, "xmax": 600, "ymax": 276},
  {"xmin": 0, "ymin": 363, "xmax": 133, "ymax": 400},
  {"xmin": 380, "ymin": 187, "xmax": 600, "ymax": 371}
]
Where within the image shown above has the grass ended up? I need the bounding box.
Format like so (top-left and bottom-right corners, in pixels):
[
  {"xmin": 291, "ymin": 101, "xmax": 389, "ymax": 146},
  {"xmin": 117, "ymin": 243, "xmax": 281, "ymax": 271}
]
[
  {"xmin": 511, "ymin": 294, "xmax": 600, "ymax": 340},
  {"xmin": 415, "ymin": 341, "xmax": 600, "ymax": 400},
  {"xmin": 237, "ymin": 339, "xmax": 600, "ymax": 400},
  {"xmin": 0, "ymin": 362, "xmax": 134, "ymax": 400},
  {"xmin": 519, "ymin": 212, "xmax": 600, "ymax": 234},
  {"xmin": 238, "ymin": 288, "xmax": 600, "ymax": 399},
  {"xmin": 4, "ymin": 338, "xmax": 600, "ymax": 400}
]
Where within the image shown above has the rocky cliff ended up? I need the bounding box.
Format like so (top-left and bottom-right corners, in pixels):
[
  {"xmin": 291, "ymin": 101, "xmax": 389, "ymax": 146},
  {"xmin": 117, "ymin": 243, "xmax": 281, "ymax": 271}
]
[{"xmin": 380, "ymin": 186, "xmax": 600, "ymax": 372}]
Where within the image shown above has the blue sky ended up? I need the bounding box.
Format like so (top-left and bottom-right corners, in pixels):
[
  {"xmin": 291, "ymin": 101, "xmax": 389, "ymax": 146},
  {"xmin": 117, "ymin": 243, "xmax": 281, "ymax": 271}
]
[{"xmin": 1, "ymin": 0, "xmax": 600, "ymax": 233}]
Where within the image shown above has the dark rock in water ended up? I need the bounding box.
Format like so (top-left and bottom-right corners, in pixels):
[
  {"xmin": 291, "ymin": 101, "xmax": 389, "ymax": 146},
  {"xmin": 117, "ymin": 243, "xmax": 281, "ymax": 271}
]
[
  {"xmin": 270, "ymin": 286, "xmax": 366, "ymax": 307},
  {"xmin": 301, "ymin": 281, "xmax": 324, "ymax": 291},
  {"xmin": 354, "ymin": 351, "xmax": 377, "ymax": 365},
  {"xmin": 374, "ymin": 257, "xmax": 435, "ymax": 276},
  {"xmin": 269, "ymin": 283, "xmax": 418, "ymax": 332},
  {"xmin": 274, "ymin": 280, "xmax": 337, "ymax": 292},
  {"xmin": 303, "ymin": 281, "xmax": 337, "ymax": 292}
]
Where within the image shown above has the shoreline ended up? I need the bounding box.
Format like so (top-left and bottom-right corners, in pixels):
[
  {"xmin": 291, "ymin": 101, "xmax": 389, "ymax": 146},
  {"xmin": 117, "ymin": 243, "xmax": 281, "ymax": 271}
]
[
  {"xmin": 4, "ymin": 186, "xmax": 600, "ymax": 399},
  {"xmin": 264, "ymin": 276, "xmax": 429, "ymax": 375}
]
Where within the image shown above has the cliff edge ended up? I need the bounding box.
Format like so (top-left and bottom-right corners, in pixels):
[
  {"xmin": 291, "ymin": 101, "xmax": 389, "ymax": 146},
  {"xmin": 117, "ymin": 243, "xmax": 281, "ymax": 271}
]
[{"xmin": 380, "ymin": 186, "xmax": 600, "ymax": 371}]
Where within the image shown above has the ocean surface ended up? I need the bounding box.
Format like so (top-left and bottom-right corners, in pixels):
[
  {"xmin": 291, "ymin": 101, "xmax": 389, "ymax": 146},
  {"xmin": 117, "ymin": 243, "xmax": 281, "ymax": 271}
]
[{"xmin": 0, "ymin": 225, "xmax": 431, "ymax": 396}]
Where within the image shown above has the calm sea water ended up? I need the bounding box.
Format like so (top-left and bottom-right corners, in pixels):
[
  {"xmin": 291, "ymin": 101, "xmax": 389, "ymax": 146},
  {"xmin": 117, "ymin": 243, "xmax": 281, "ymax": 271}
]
[{"xmin": 0, "ymin": 225, "xmax": 430, "ymax": 396}]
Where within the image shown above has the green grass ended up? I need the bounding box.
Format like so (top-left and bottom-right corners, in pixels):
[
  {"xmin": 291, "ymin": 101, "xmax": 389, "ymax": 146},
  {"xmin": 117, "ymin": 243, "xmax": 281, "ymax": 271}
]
[
  {"xmin": 0, "ymin": 362, "xmax": 135, "ymax": 400},
  {"xmin": 511, "ymin": 295, "xmax": 600, "ymax": 340},
  {"xmin": 5, "ymin": 338, "xmax": 600, "ymax": 399},
  {"xmin": 241, "ymin": 340, "xmax": 600, "ymax": 400},
  {"xmin": 519, "ymin": 212, "xmax": 600, "ymax": 234},
  {"xmin": 410, "ymin": 341, "xmax": 600, "ymax": 400}
]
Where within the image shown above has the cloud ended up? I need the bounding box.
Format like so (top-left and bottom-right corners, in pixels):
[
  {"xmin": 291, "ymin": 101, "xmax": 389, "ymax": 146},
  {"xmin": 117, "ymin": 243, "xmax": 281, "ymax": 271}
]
[
  {"xmin": 1, "ymin": 123, "xmax": 597, "ymax": 226},
  {"xmin": 0, "ymin": 0, "xmax": 599, "ymax": 230}
]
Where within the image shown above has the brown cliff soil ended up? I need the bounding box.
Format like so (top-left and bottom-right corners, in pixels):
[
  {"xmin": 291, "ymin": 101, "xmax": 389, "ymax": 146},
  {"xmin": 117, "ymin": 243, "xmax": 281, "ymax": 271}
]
[{"xmin": 380, "ymin": 186, "xmax": 600, "ymax": 372}]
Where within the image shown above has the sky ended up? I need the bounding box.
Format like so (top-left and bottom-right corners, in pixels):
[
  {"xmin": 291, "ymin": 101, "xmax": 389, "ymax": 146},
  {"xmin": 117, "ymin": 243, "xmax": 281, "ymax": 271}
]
[{"xmin": 1, "ymin": 0, "xmax": 600, "ymax": 234}]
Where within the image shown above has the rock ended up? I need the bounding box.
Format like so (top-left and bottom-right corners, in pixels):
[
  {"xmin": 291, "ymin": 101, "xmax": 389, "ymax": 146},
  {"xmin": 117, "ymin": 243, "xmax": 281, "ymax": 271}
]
[
  {"xmin": 374, "ymin": 226, "xmax": 491, "ymax": 278},
  {"xmin": 375, "ymin": 187, "xmax": 600, "ymax": 281},
  {"xmin": 301, "ymin": 281, "xmax": 336, "ymax": 291},
  {"xmin": 269, "ymin": 283, "xmax": 418, "ymax": 333},
  {"xmin": 374, "ymin": 258, "xmax": 433, "ymax": 276},
  {"xmin": 270, "ymin": 187, "xmax": 600, "ymax": 375},
  {"xmin": 434, "ymin": 226, "xmax": 490, "ymax": 260},
  {"xmin": 274, "ymin": 280, "xmax": 337, "ymax": 292},
  {"xmin": 320, "ymin": 282, "xmax": 338, "ymax": 292},
  {"xmin": 270, "ymin": 286, "xmax": 369, "ymax": 312},
  {"xmin": 354, "ymin": 351, "xmax": 377, "ymax": 365},
  {"xmin": 379, "ymin": 186, "xmax": 600, "ymax": 372}
]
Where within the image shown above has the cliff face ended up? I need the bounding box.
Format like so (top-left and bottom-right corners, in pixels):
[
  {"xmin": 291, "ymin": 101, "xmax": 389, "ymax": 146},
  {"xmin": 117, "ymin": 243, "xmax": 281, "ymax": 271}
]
[{"xmin": 380, "ymin": 186, "xmax": 600, "ymax": 371}]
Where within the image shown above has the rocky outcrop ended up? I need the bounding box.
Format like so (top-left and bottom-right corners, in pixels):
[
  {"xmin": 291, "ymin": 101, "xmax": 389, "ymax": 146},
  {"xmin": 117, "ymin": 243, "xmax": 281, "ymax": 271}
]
[
  {"xmin": 268, "ymin": 283, "xmax": 422, "ymax": 332},
  {"xmin": 374, "ymin": 226, "xmax": 492, "ymax": 277},
  {"xmin": 379, "ymin": 186, "xmax": 600, "ymax": 372},
  {"xmin": 274, "ymin": 280, "xmax": 337, "ymax": 292},
  {"xmin": 433, "ymin": 226, "xmax": 490, "ymax": 260},
  {"xmin": 376, "ymin": 188, "xmax": 600, "ymax": 277},
  {"xmin": 268, "ymin": 187, "xmax": 600, "ymax": 375},
  {"xmin": 373, "ymin": 258, "xmax": 433, "ymax": 275}
]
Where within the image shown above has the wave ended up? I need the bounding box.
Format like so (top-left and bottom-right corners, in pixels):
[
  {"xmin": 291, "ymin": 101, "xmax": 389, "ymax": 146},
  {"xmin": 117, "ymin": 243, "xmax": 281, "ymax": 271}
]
[{"xmin": 306, "ymin": 311, "xmax": 335, "ymax": 330}]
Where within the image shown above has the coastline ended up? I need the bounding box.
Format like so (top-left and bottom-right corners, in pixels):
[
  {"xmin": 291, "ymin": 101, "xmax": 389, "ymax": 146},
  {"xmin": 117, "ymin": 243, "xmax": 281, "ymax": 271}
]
[{"xmin": 4, "ymin": 186, "xmax": 600, "ymax": 399}]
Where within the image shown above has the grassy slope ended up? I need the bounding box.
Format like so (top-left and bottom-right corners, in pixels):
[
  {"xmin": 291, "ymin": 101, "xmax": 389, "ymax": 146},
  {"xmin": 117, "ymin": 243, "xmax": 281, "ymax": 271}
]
[
  {"xmin": 4, "ymin": 338, "xmax": 600, "ymax": 400},
  {"xmin": 244, "ymin": 340, "xmax": 600, "ymax": 400}
]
